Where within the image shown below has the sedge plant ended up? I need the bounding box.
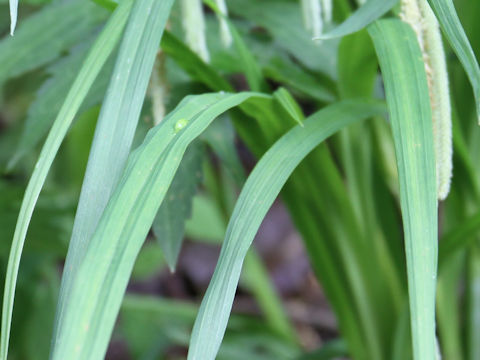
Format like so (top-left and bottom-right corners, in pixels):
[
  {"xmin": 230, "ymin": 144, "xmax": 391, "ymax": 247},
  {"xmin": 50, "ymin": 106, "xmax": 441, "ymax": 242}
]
[{"xmin": 0, "ymin": 0, "xmax": 479, "ymax": 359}]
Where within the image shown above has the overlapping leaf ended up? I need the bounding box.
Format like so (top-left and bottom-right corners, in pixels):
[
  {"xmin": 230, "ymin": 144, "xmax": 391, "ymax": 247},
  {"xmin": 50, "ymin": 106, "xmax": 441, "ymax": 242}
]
[
  {"xmin": 153, "ymin": 142, "xmax": 204, "ymax": 271},
  {"xmin": 228, "ymin": 0, "xmax": 337, "ymax": 77},
  {"xmin": 48, "ymin": 92, "xmax": 271, "ymax": 360},
  {"xmin": 51, "ymin": 0, "xmax": 175, "ymax": 356},
  {"xmin": 317, "ymin": 0, "xmax": 397, "ymax": 40},
  {"xmin": 0, "ymin": 2, "xmax": 133, "ymax": 359},
  {"xmin": 369, "ymin": 19, "xmax": 438, "ymax": 360},
  {"xmin": 188, "ymin": 100, "xmax": 386, "ymax": 360},
  {"xmin": 9, "ymin": 40, "xmax": 115, "ymax": 169},
  {"xmin": 427, "ymin": 0, "xmax": 480, "ymax": 123}
]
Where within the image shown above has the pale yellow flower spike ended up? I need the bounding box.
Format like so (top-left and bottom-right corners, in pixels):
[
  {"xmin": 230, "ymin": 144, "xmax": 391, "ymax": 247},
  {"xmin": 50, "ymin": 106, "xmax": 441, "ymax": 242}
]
[
  {"xmin": 148, "ymin": 53, "xmax": 168, "ymax": 126},
  {"xmin": 301, "ymin": 0, "xmax": 323, "ymax": 38},
  {"xmin": 321, "ymin": 0, "xmax": 332, "ymax": 23},
  {"xmin": 215, "ymin": 0, "xmax": 232, "ymax": 48},
  {"xmin": 400, "ymin": 0, "xmax": 453, "ymax": 201},
  {"xmin": 181, "ymin": 0, "xmax": 210, "ymax": 62}
]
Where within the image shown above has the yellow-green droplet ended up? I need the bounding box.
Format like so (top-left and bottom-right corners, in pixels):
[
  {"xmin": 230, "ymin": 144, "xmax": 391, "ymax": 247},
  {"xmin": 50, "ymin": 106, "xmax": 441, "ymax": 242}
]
[{"xmin": 174, "ymin": 118, "xmax": 188, "ymax": 133}]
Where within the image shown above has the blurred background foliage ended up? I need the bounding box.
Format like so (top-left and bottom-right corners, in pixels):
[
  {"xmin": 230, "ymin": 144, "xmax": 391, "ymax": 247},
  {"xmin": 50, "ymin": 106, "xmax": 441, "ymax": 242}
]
[{"xmin": 0, "ymin": 0, "xmax": 478, "ymax": 359}]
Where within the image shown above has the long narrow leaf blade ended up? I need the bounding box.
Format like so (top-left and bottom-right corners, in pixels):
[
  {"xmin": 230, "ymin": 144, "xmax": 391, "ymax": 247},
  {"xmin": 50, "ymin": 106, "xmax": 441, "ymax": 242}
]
[
  {"xmin": 51, "ymin": 0, "xmax": 175, "ymax": 355},
  {"xmin": 427, "ymin": 0, "xmax": 480, "ymax": 123},
  {"xmin": 153, "ymin": 143, "xmax": 203, "ymax": 271},
  {"xmin": 161, "ymin": 31, "xmax": 233, "ymax": 92},
  {"xmin": 49, "ymin": 92, "xmax": 262, "ymax": 360},
  {"xmin": 228, "ymin": 0, "xmax": 337, "ymax": 77},
  {"xmin": 0, "ymin": 3, "xmax": 133, "ymax": 360},
  {"xmin": 368, "ymin": 19, "xmax": 438, "ymax": 360},
  {"xmin": 316, "ymin": 0, "xmax": 397, "ymax": 40},
  {"xmin": 187, "ymin": 100, "xmax": 386, "ymax": 360},
  {"xmin": 10, "ymin": 39, "xmax": 115, "ymax": 169},
  {"xmin": 204, "ymin": 0, "xmax": 269, "ymax": 92}
]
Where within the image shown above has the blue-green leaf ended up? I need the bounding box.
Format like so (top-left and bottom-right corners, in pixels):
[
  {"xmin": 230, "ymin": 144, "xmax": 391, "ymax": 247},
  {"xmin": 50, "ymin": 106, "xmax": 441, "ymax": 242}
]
[
  {"xmin": 0, "ymin": 2, "xmax": 132, "ymax": 359},
  {"xmin": 188, "ymin": 100, "xmax": 386, "ymax": 360},
  {"xmin": 427, "ymin": 0, "xmax": 480, "ymax": 123},
  {"xmin": 153, "ymin": 142, "xmax": 204, "ymax": 271},
  {"xmin": 369, "ymin": 19, "xmax": 438, "ymax": 360},
  {"xmin": 316, "ymin": 0, "xmax": 398, "ymax": 40},
  {"xmin": 51, "ymin": 0, "xmax": 175, "ymax": 356}
]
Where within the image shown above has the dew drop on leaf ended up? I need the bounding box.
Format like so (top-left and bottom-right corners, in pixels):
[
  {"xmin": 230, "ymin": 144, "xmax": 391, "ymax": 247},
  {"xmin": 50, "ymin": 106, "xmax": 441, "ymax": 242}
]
[{"xmin": 174, "ymin": 118, "xmax": 188, "ymax": 133}]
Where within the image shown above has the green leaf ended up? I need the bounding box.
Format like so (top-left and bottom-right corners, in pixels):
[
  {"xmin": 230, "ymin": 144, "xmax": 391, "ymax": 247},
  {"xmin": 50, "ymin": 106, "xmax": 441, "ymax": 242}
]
[
  {"xmin": 0, "ymin": 181, "xmax": 72, "ymax": 258},
  {"xmin": 131, "ymin": 242, "xmax": 165, "ymax": 280},
  {"xmin": 241, "ymin": 250, "xmax": 297, "ymax": 343},
  {"xmin": 188, "ymin": 100, "xmax": 386, "ymax": 360},
  {"xmin": 153, "ymin": 142, "xmax": 204, "ymax": 271},
  {"xmin": 48, "ymin": 92, "xmax": 266, "ymax": 360},
  {"xmin": 0, "ymin": 0, "xmax": 108, "ymax": 85},
  {"xmin": 368, "ymin": 19, "xmax": 438, "ymax": 360},
  {"xmin": 0, "ymin": 0, "xmax": 50, "ymax": 3},
  {"xmin": 9, "ymin": 39, "xmax": 115, "ymax": 169},
  {"xmin": 437, "ymin": 252, "xmax": 464, "ymax": 360},
  {"xmin": 336, "ymin": 25, "xmax": 406, "ymax": 331},
  {"xmin": 22, "ymin": 267, "xmax": 59, "ymax": 360},
  {"xmin": 264, "ymin": 56, "xmax": 336, "ymax": 103},
  {"xmin": 233, "ymin": 85, "xmax": 390, "ymax": 360},
  {"xmin": 204, "ymin": 0, "xmax": 269, "ymax": 92},
  {"xmin": 337, "ymin": 29, "xmax": 378, "ymax": 98},
  {"xmin": 228, "ymin": 0, "xmax": 337, "ymax": 78},
  {"xmin": 466, "ymin": 245, "xmax": 480, "ymax": 360},
  {"xmin": 228, "ymin": 20, "xmax": 269, "ymax": 92},
  {"xmin": 273, "ymin": 87, "xmax": 305, "ymax": 127},
  {"xmin": 161, "ymin": 30, "xmax": 233, "ymax": 92},
  {"xmin": 0, "ymin": 3, "xmax": 132, "ymax": 359},
  {"xmin": 120, "ymin": 295, "xmax": 298, "ymax": 360},
  {"xmin": 296, "ymin": 339, "xmax": 348, "ymax": 360},
  {"xmin": 51, "ymin": 0, "xmax": 175, "ymax": 356},
  {"xmin": 194, "ymin": 126, "xmax": 297, "ymax": 343},
  {"xmin": 439, "ymin": 210, "xmax": 480, "ymax": 267},
  {"xmin": 185, "ymin": 194, "xmax": 227, "ymax": 243},
  {"xmin": 316, "ymin": 0, "xmax": 398, "ymax": 40},
  {"xmin": 92, "ymin": 0, "xmax": 118, "ymax": 11},
  {"xmin": 226, "ymin": 19, "xmax": 269, "ymax": 92},
  {"xmin": 391, "ymin": 303, "xmax": 413, "ymax": 360},
  {"xmin": 201, "ymin": 115, "xmax": 246, "ymax": 185},
  {"xmin": 427, "ymin": 0, "xmax": 480, "ymax": 123}
]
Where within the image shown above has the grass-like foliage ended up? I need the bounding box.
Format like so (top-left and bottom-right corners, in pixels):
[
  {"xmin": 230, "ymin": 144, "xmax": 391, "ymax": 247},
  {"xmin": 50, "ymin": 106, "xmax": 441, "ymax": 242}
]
[{"xmin": 0, "ymin": 0, "xmax": 479, "ymax": 359}]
